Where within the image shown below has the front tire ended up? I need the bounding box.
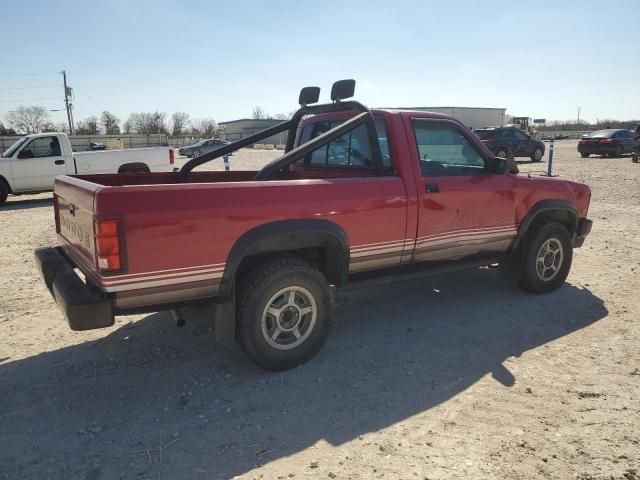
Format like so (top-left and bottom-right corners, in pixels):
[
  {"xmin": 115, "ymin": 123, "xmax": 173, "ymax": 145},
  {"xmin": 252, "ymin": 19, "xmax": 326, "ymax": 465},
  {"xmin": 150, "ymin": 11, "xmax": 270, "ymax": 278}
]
[
  {"xmin": 237, "ymin": 256, "xmax": 332, "ymax": 370},
  {"xmin": 497, "ymin": 148, "xmax": 508, "ymax": 158},
  {"xmin": 193, "ymin": 149, "xmax": 201, "ymax": 158},
  {"xmin": 531, "ymin": 147, "xmax": 543, "ymax": 162},
  {"xmin": 633, "ymin": 154, "xmax": 639, "ymax": 163},
  {"xmin": 517, "ymin": 221, "xmax": 573, "ymax": 294},
  {"xmin": 615, "ymin": 144, "xmax": 623, "ymax": 157},
  {"xmin": 0, "ymin": 181, "xmax": 8, "ymax": 206},
  {"xmin": 580, "ymin": 152, "xmax": 590, "ymax": 158}
]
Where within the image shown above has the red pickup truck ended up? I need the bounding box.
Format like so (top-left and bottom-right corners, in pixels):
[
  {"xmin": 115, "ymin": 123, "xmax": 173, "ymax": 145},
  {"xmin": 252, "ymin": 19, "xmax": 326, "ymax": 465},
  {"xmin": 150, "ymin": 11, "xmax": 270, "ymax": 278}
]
[{"xmin": 36, "ymin": 80, "xmax": 593, "ymax": 370}]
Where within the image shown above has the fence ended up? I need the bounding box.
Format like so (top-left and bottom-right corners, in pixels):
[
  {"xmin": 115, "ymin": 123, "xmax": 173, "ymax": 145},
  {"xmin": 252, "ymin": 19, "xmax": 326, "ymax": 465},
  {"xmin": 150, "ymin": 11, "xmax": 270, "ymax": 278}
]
[
  {"xmin": 534, "ymin": 130, "xmax": 592, "ymax": 139},
  {"xmin": 0, "ymin": 134, "xmax": 169, "ymax": 153}
]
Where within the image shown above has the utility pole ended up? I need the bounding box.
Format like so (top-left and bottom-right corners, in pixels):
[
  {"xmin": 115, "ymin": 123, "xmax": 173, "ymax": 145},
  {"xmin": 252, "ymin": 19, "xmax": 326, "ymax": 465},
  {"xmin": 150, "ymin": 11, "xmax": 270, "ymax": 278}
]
[
  {"xmin": 62, "ymin": 70, "xmax": 74, "ymax": 134},
  {"xmin": 577, "ymin": 106, "xmax": 581, "ymax": 127}
]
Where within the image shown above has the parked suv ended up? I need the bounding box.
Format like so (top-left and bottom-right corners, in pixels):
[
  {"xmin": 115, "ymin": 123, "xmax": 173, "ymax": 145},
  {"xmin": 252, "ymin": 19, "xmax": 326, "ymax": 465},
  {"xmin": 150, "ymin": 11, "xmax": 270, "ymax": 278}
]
[{"xmin": 474, "ymin": 127, "xmax": 545, "ymax": 162}]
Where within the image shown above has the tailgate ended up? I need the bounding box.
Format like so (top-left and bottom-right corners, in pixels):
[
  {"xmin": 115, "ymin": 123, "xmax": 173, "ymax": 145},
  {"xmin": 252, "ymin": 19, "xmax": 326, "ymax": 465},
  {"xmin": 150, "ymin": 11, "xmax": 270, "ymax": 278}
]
[{"xmin": 54, "ymin": 176, "xmax": 101, "ymax": 272}]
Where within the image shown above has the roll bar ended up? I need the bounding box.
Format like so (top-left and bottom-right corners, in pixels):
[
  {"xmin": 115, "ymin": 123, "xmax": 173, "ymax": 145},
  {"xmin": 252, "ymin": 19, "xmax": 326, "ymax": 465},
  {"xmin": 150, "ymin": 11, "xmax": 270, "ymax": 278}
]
[{"xmin": 179, "ymin": 80, "xmax": 384, "ymax": 180}]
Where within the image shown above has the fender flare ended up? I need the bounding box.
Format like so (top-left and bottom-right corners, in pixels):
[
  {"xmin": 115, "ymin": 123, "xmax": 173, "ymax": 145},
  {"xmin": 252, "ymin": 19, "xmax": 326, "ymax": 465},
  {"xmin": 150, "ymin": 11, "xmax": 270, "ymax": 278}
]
[
  {"xmin": 508, "ymin": 199, "xmax": 578, "ymax": 259},
  {"xmin": 217, "ymin": 219, "xmax": 350, "ymax": 300}
]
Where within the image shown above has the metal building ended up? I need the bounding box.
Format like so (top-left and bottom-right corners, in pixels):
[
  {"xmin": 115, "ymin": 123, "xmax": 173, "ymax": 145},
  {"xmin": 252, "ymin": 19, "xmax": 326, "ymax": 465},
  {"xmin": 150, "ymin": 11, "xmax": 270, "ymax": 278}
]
[
  {"xmin": 218, "ymin": 119, "xmax": 287, "ymax": 146},
  {"xmin": 388, "ymin": 106, "xmax": 507, "ymax": 129}
]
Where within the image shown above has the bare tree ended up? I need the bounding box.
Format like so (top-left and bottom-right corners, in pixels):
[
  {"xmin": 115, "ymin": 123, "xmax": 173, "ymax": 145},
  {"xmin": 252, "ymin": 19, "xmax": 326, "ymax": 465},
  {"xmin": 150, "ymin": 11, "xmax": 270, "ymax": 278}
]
[
  {"xmin": 53, "ymin": 121, "xmax": 70, "ymax": 134},
  {"xmin": 252, "ymin": 106, "xmax": 267, "ymax": 119},
  {"xmin": 0, "ymin": 121, "xmax": 17, "ymax": 135},
  {"xmin": 147, "ymin": 111, "xmax": 168, "ymax": 134},
  {"xmin": 101, "ymin": 111, "xmax": 120, "ymax": 135},
  {"xmin": 124, "ymin": 112, "xmax": 168, "ymax": 134},
  {"xmin": 190, "ymin": 118, "xmax": 218, "ymax": 137},
  {"xmin": 75, "ymin": 116, "xmax": 100, "ymax": 135},
  {"xmin": 5, "ymin": 106, "xmax": 50, "ymax": 134},
  {"xmin": 171, "ymin": 112, "xmax": 190, "ymax": 136}
]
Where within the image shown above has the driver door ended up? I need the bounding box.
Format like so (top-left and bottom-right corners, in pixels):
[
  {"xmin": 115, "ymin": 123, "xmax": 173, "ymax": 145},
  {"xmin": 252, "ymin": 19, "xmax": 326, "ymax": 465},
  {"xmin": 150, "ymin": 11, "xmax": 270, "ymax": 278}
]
[
  {"xmin": 12, "ymin": 136, "xmax": 68, "ymax": 192},
  {"xmin": 513, "ymin": 129, "xmax": 531, "ymax": 156},
  {"xmin": 408, "ymin": 118, "xmax": 518, "ymax": 263}
]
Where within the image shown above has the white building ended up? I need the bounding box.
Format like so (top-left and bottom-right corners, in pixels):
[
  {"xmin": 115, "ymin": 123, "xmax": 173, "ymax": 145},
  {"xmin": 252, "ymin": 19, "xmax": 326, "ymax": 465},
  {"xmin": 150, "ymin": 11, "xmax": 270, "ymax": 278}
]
[{"xmin": 388, "ymin": 106, "xmax": 506, "ymax": 130}]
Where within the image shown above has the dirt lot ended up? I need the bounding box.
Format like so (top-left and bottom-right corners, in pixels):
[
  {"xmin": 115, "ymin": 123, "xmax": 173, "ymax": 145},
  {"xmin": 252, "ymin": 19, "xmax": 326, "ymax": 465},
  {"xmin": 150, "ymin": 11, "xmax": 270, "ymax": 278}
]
[{"xmin": 1, "ymin": 141, "xmax": 638, "ymax": 480}]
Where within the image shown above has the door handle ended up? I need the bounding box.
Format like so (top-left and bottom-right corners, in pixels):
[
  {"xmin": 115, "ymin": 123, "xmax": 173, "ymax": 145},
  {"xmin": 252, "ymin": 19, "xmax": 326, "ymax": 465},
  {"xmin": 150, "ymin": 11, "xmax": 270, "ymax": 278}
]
[
  {"xmin": 55, "ymin": 159, "xmax": 65, "ymax": 165},
  {"xmin": 425, "ymin": 183, "xmax": 439, "ymax": 193}
]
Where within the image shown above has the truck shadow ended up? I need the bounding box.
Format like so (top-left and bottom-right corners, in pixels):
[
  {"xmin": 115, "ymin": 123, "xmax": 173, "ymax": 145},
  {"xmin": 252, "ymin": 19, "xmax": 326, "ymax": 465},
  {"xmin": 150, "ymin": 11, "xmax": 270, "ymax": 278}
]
[
  {"xmin": 1, "ymin": 196, "xmax": 53, "ymax": 211},
  {"xmin": 0, "ymin": 268, "xmax": 607, "ymax": 479}
]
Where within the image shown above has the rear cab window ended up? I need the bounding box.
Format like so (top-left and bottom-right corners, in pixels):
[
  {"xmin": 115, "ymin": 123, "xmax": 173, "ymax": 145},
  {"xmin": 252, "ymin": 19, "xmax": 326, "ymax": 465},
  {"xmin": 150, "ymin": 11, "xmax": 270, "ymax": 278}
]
[{"xmin": 296, "ymin": 118, "xmax": 393, "ymax": 171}]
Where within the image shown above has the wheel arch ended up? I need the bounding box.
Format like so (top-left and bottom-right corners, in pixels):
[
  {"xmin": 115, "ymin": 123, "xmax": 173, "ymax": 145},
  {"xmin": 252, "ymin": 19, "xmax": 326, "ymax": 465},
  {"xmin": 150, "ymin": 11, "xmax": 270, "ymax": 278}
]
[
  {"xmin": 508, "ymin": 200, "xmax": 578, "ymax": 260},
  {"xmin": 0, "ymin": 174, "xmax": 13, "ymax": 194},
  {"xmin": 118, "ymin": 162, "xmax": 150, "ymax": 173},
  {"xmin": 218, "ymin": 219, "xmax": 350, "ymax": 301}
]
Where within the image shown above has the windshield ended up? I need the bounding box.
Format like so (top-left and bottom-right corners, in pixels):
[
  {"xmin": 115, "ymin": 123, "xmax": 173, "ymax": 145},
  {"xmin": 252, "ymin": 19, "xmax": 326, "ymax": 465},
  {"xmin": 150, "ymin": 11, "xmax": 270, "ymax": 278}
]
[{"xmin": 2, "ymin": 137, "xmax": 28, "ymax": 157}]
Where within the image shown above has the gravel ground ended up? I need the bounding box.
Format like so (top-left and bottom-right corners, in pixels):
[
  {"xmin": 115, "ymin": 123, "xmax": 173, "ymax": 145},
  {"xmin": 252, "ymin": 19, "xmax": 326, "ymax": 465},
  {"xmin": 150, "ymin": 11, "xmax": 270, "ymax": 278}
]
[{"xmin": 0, "ymin": 141, "xmax": 638, "ymax": 480}]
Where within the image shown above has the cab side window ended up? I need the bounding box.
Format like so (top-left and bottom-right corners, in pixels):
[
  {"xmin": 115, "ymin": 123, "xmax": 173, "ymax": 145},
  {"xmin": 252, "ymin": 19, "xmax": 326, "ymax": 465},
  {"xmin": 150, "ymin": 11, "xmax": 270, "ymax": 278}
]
[
  {"xmin": 412, "ymin": 121, "xmax": 486, "ymax": 177},
  {"xmin": 20, "ymin": 136, "xmax": 61, "ymax": 158}
]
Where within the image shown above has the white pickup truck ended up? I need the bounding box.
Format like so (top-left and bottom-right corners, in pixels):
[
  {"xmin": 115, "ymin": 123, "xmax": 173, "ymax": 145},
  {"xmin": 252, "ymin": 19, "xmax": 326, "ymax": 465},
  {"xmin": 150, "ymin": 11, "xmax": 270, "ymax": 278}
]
[{"xmin": 0, "ymin": 132, "xmax": 174, "ymax": 206}]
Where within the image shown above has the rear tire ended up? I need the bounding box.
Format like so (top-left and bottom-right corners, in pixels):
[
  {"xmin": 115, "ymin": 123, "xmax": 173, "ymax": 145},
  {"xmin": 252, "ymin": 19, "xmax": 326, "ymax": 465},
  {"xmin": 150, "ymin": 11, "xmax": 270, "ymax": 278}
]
[
  {"xmin": 615, "ymin": 144, "xmax": 623, "ymax": 157},
  {"xmin": 237, "ymin": 256, "xmax": 332, "ymax": 370},
  {"xmin": 0, "ymin": 181, "xmax": 8, "ymax": 206},
  {"xmin": 580, "ymin": 153, "xmax": 590, "ymax": 158},
  {"xmin": 633, "ymin": 154, "xmax": 639, "ymax": 163},
  {"xmin": 517, "ymin": 221, "xmax": 573, "ymax": 294},
  {"xmin": 531, "ymin": 147, "xmax": 543, "ymax": 162}
]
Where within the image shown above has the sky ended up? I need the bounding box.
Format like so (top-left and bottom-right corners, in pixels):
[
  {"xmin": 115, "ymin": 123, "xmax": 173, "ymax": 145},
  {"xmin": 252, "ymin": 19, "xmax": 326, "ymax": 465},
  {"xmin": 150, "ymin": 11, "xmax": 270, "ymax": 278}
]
[{"xmin": 1, "ymin": 0, "xmax": 638, "ymax": 128}]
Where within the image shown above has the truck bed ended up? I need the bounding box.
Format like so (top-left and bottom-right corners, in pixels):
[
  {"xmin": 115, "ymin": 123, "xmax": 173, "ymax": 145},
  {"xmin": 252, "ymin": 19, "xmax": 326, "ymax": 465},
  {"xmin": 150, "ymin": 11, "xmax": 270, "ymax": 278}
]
[{"xmin": 53, "ymin": 171, "xmax": 409, "ymax": 310}]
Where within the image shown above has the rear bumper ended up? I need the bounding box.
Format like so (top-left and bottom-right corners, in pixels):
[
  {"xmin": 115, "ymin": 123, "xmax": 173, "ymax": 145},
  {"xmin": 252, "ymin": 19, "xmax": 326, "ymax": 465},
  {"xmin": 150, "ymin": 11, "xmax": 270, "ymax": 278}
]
[
  {"xmin": 34, "ymin": 247, "xmax": 114, "ymax": 331},
  {"xmin": 573, "ymin": 218, "xmax": 593, "ymax": 248},
  {"xmin": 578, "ymin": 144, "xmax": 617, "ymax": 155}
]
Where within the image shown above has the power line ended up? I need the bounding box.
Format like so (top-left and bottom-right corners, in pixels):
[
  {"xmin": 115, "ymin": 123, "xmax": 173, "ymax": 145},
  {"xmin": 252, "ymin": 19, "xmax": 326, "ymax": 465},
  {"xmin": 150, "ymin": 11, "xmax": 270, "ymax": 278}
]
[
  {"xmin": 0, "ymin": 96, "xmax": 65, "ymax": 103},
  {"xmin": 0, "ymin": 85, "xmax": 60, "ymax": 90},
  {"xmin": 0, "ymin": 72, "xmax": 60, "ymax": 77}
]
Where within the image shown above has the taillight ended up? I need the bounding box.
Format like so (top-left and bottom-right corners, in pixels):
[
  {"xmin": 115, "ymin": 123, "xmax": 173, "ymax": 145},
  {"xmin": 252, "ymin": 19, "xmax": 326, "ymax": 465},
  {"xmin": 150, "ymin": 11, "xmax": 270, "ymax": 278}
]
[
  {"xmin": 599, "ymin": 138, "xmax": 613, "ymax": 144},
  {"xmin": 169, "ymin": 147, "xmax": 175, "ymax": 164},
  {"xmin": 578, "ymin": 140, "xmax": 586, "ymax": 144},
  {"xmin": 95, "ymin": 218, "xmax": 123, "ymax": 272},
  {"xmin": 482, "ymin": 138, "xmax": 495, "ymax": 143}
]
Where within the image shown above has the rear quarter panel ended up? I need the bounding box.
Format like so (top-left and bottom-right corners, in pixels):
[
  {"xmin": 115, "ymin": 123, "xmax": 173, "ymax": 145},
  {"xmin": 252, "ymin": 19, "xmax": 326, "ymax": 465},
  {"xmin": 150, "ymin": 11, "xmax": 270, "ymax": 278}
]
[{"xmin": 96, "ymin": 178, "xmax": 408, "ymax": 273}]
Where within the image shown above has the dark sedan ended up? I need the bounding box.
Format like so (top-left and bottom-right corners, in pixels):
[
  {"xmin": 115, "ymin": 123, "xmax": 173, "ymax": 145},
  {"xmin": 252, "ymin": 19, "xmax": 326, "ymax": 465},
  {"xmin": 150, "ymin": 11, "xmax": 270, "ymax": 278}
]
[
  {"xmin": 178, "ymin": 138, "xmax": 230, "ymax": 158},
  {"xmin": 474, "ymin": 127, "xmax": 545, "ymax": 162},
  {"xmin": 578, "ymin": 129, "xmax": 636, "ymax": 158}
]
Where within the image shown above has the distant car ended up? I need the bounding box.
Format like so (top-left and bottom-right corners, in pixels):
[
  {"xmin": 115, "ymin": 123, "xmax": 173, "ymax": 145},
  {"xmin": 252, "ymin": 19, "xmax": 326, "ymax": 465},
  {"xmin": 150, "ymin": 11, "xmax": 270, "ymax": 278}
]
[
  {"xmin": 577, "ymin": 129, "xmax": 635, "ymax": 158},
  {"xmin": 89, "ymin": 142, "xmax": 107, "ymax": 151},
  {"xmin": 178, "ymin": 139, "xmax": 230, "ymax": 158},
  {"xmin": 473, "ymin": 127, "xmax": 545, "ymax": 162}
]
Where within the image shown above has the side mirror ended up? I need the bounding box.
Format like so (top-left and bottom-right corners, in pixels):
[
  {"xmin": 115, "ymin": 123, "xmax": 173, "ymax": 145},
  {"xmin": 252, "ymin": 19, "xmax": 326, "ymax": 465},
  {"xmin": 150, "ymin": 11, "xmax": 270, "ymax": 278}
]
[
  {"xmin": 298, "ymin": 86, "xmax": 320, "ymax": 106},
  {"xmin": 330, "ymin": 79, "xmax": 356, "ymax": 102},
  {"xmin": 17, "ymin": 149, "xmax": 33, "ymax": 159}
]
